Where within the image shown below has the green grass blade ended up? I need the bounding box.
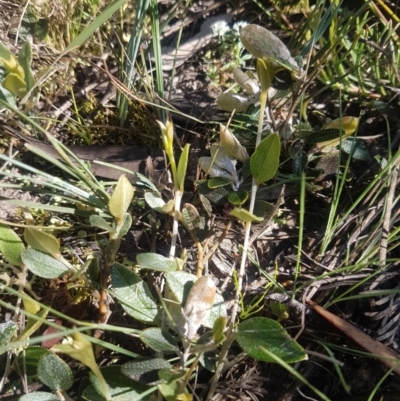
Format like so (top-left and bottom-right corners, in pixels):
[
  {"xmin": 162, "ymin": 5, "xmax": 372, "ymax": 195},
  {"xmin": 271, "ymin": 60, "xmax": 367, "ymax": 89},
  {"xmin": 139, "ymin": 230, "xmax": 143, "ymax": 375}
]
[{"xmin": 64, "ymin": 0, "xmax": 128, "ymax": 52}]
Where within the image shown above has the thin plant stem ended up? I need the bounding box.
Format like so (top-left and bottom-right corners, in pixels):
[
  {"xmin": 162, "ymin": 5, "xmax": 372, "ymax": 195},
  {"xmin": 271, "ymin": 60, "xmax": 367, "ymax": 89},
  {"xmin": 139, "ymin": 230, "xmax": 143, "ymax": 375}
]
[{"xmin": 206, "ymin": 79, "xmax": 269, "ymax": 401}]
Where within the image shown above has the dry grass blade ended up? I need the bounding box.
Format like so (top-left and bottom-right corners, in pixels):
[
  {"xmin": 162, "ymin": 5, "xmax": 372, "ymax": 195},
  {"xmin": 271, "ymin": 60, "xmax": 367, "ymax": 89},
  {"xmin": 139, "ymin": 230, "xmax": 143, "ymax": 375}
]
[{"xmin": 307, "ymin": 300, "xmax": 400, "ymax": 376}]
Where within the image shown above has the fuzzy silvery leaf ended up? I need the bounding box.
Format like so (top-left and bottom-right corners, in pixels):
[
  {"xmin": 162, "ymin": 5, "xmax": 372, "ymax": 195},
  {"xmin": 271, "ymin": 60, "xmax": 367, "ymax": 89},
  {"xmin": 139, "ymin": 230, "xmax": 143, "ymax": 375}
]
[
  {"xmin": 240, "ymin": 24, "xmax": 300, "ymax": 71},
  {"xmin": 199, "ymin": 145, "xmax": 238, "ymax": 182},
  {"xmin": 217, "ymin": 92, "xmax": 255, "ymax": 112}
]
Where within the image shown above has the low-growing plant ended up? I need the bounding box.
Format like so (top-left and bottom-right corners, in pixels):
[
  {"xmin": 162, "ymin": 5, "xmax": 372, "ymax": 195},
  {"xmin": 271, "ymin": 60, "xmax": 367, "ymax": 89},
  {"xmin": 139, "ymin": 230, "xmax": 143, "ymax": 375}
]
[{"xmin": 1, "ymin": 0, "xmax": 400, "ymax": 400}]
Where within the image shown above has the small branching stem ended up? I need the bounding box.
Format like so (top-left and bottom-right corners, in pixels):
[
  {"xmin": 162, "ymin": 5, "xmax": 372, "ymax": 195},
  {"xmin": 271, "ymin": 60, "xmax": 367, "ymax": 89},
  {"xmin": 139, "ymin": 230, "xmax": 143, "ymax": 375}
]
[{"xmin": 206, "ymin": 88, "xmax": 268, "ymax": 400}]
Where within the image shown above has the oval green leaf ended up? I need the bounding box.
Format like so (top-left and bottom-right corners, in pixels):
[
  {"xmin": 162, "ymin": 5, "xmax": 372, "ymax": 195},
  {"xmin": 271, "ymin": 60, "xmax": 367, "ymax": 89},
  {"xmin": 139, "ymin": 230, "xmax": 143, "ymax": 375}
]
[
  {"xmin": 88, "ymin": 365, "xmax": 152, "ymax": 401},
  {"xmin": 109, "ymin": 175, "xmax": 134, "ymax": 223},
  {"xmin": 229, "ymin": 208, "xmax": 264, "ymax": 223},
  {"xmin": 111, "ymin": 263, "xmax": 158, "ymax": 323},
  {"xmin": 136, "ymin": 253, "xmax": 177, "ymax": 272},
  {"xmin": 0, "ymin": 223, "xmax": 25, "ymax": 266},
  {"xmin": 89, "ymin": 215, "xmax": 114, "ymax": 232},
  {"xmin": 122, "ymin": 358, "xmax": 172, "ymax": 385},
  {"xmin": 236, "ymin": 317, "xmax": 307, "ymax": 363},
  {"xmin": 19, "ymin": 392, "xmax": 61, "ymax": 401},
  {"xmin": 145, "ymin": 191, "xmax": 166, "ymax": 212},
  {"xmin": 250, "ymin": 133, "xmax": 280, "ymax": 185},
  {"xmin": 208, "ymin": 177, "xmax": 232, "ymax": 189},
  {"xmin": 37, "ymin": 352, "xmax": 73, "ymax": 391},
  {"xmin": 227, "ymin": 190, "xmax": 248, "ymax": 206},
  {"xmin": 24, "ymin": 227, "xmax": 60, "ymax": 259},
  {"xmin": 21, "ymin": 249, "xmax": 70, "ymax": 279},
  {"xmin": 17, "ymin": 346, "xmax": 50, "ymax": 376},
  {"xmin": 140, "ymin": 328, "xmax": 178, "ymax": 353}
]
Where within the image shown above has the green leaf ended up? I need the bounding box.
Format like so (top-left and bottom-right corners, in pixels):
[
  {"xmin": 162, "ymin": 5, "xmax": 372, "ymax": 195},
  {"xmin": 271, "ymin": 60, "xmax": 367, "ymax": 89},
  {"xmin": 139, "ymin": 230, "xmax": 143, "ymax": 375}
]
[
  {"xmin": 250, "ymin": 133, "xmax": 280, "ymax": 185},
  {"xmin": 17, "ymin": 346, "xmax": 49, "ymax": 376},
  {"xmin": 208, "ymin": 177, "xmax": 232, "ymax": 189},
  {"xmin": 21, "ymin": 249, "xmax": 69, "ymax": 279},
  {"xmin": 227, "ymin": 190, "xmax": 248, "ymax": 206},
  {"xmin": 341, "ymin": 138, "xmax": 371, "ymax": 161},
  {"xmin": 136, "ymin": 253, "xmax": 177, "ymax": 272},
  {"xmin": 116, "ymin": 213, "xmax": 132, "ymax": 238},
  {"xmin": 18, "ymin": 41, "xmax": 34, "ymax": 93},
  {"xmin": 24, "ymin": 227, "xmax": 61, "ymax": 259},
  {"xmin": 0, "ymin": 223, "xmax": 25, "ymax": 266},
  {"xmin": 2, "ymin": 72, "xmax": 27, "ymax": 97},
  {"xmin": 240, "ymin": 24, "xmax": 300, "ymax": 71},
  {"xmin": 0, "ymin": 41, "xmax": 20, "ymax": 72},
  {"xmin": 109, "ymin": 175, "xmax": 134, "ymax": 223},
  {"xmin": 19, "ymin": 392, "xmax": 62, "ymax": 401},
  {"xmin": 177, "ymin": 144, "xmax": 190, "ymax": 192},
  {"xmin": 213, "ymin": 316, "xmax": 227, "ymax": 344},
  {"xmin": 89, "ymin": 215, "xmax": 115, "ymax": 232},
  {"xmin": 181, "ymin": 203, "xmax": 203, "ymax": 232},
  {"xmin": 253, "ymin": 200, "xmax": 275, "ymax": 220},
  {"xmin": 33, "ymin": 18, "xmax": 49, "ymax": 41},
  {"xmin": 158, "ymin": 372, "xmax": 190, "ymax": 401},
  {"xmin": 111, "ymin": 263, "xmax": 158, "ymax": 323},
  {"xmin": 140, "ymin": 328, "xmax": 178, "ymax": 353},
  {"xmin": 236, "ymin": 317, "xmax": 307, "ymax": 363},
  {"xmin": 229, "ymin": 208, "xmax": 264, "ymax": 223},
  {"xmin": 88, "ymin": 365, "xmax": 152, "ymax": 401},
  {"xmin": 0, "ymin": 321, "xmax": 17, "ymax": 354},
  {"xmin": 122, "ymin": 358, "xmax": 172, "ymax": 385},
  {"xmin": 37, "ymin": 352, "xmax": 73, "ymax": 391},
  {"xmin": 144, "ymin": 191, "xmax": 166, "ymax": 212},
  {"xmin": 306, "ymin": 128, "xmax": 344, "ymax": 144},
  {"xmin": 65, "ymin": 0, "xmax": 128, "ymax": 52},
  {"xmin": 165, "ymin": 271, "xmax": 197, "ymax": 306}
]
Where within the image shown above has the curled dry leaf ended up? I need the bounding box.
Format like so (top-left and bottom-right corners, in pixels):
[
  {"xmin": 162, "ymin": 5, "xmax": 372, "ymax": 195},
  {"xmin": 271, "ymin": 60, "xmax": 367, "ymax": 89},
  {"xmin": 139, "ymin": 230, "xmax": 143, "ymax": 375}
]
[
  {"xmin": 240, "ymin": 24, "xmax": 299, "ymax": 71},
  {"xmin": 199, "ymin": 144, "xmax": 238, "ymax": 183},
  {"xmin": 232, "ymin": 68, "xmax": 259, "ymax": 96},
  {"xmin": 178, "ymin": 276, "xmax": 216, "ymax": 339},
  {"xmin": 219, "ymin": 124, "xmax": 249, "ymax": 163}
]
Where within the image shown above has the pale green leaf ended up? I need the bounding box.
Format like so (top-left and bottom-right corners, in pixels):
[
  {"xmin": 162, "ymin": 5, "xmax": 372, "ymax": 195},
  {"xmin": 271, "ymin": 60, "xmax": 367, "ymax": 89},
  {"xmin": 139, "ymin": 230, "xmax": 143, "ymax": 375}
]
[
  {"xmin": 109, "ymin": 175, "xmax": 134, "ymax": 223},
  {"xmin": 3, "ymin": 72, "xmax": 27, "ymax": 97},
  {"xmin": 229, "ymin": 208, "xmax": 264, "ymax": 223},
  {"xmin": 24, "ymin": 227, "xmax": 60, "ymax": 259},
  {"xmin": 0, "ymin": 223, "xmax": 25, "ymax": 266},
  {"xmin": 136, "ymin": 253, "xmax": 177, "ymax": 272},
  {"xmin": 21, "ymin": 249, "xmax": 69, "ymax": 279},
  {"xmin": 177, "ymin": 144, "xmax": 190, "ymax": 192},
  {"xmin": 89, "ymin": 215, "xmax": 114, "ymax": 232}
]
